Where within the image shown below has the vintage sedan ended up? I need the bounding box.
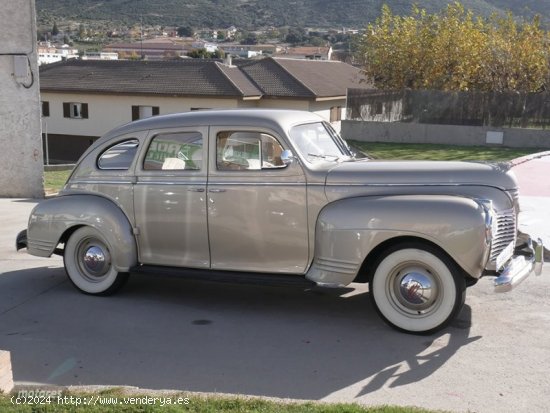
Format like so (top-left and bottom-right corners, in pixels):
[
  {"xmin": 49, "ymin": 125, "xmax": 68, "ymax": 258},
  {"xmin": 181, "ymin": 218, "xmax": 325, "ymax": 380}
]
[{"xmin": 17, "ymin": 109, "xmax": 544, "ymax": 334}]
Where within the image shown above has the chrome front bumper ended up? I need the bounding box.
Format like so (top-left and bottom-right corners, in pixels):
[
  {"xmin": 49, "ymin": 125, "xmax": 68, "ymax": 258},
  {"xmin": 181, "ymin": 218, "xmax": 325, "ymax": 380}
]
[{"xmin": 494, "ymin": 238, "xmax": 544, "ymax": 293}]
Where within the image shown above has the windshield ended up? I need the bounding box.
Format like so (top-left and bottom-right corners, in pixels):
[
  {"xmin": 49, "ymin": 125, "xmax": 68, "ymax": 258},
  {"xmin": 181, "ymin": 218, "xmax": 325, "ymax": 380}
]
[{"xmin": 289, "ymin": 122, "xmax": 352, "ymax": 163}]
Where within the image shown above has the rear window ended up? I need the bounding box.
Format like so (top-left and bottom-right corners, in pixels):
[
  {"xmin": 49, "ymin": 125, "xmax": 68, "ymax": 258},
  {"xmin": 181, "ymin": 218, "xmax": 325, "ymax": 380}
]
[
  {"xmin": 97, "ymin": 139, "xmax": 139, "ymax": 170},
  {"xmin": 143, "ymin": 132, "xmax": 203, "ymax": 171}
]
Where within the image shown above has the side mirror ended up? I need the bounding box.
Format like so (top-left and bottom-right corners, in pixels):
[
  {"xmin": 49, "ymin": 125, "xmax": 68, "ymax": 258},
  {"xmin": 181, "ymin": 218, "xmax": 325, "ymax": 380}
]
[{"xmin": 280, "ymin": 149, "xmax": 294, "ymax": 166}]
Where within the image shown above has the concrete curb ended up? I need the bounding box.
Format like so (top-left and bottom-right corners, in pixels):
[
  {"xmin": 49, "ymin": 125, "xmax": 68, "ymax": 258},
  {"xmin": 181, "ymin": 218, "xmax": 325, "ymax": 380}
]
[
  {"xmin": 0, "ymin": 350, "xmax": 14, "ymax": 394},
  {"xmin": 509, "ymin": 151, "xmax": 550, "ymax": 168},
  {"xmin": 12, "ymin": 384, "xmax": 321, "ymax": 406}
]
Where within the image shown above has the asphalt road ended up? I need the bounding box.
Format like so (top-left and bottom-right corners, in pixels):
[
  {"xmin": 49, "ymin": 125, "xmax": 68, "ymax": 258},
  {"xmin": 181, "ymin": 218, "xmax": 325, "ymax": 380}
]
[{"xmin": 1, "ymin": 198, "xmax": 549, "ymax": 413}]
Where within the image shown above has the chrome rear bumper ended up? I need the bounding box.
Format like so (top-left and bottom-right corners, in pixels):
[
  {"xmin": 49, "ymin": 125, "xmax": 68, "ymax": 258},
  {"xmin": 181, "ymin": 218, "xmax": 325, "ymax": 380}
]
[{"xmin": 494, "ymin": 238, "xmax": 544, "ymax": 293}]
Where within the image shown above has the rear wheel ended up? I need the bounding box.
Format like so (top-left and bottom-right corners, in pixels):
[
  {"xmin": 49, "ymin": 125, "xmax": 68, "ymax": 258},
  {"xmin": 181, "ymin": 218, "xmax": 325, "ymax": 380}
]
[
  {"xmin": 369, "ymin": 243, "xmax": 466, "ymax": 334},
  {"xmin": 64, "ymin": 227, "xmax": 128, "ymax": 295}
]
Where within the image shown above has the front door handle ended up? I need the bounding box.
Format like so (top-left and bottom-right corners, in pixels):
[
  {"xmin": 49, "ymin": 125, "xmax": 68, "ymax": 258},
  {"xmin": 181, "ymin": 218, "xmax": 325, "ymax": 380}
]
[
  {"xmin": 208, "ymin": 188, "xmax": 226, "ymax": 193},
  {"xmin": 188, "ymin": 187, "xmax": 205, "ymax": 193}
]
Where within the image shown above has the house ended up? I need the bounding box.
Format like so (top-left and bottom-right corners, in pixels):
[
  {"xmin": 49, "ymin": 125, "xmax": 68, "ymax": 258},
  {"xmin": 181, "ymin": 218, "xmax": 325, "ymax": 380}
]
[
  {"xmin": 81, "ymin": 52, "xmax": 119, "ymax": 61},
  {"xmin": 274, "ymin": 46, "xmax": 333, "ymax": 61},
  {"xmin": 38, "ymin": 43, "xmax": 79, "ymax": 66},
  {"xmin": 39, "ymin": 58, "xmax": 369, "ymax": 162},
  {"xmin": 103, "ymin": 40, "xmax": 188, "ymax": 60},
  {"xmin": 191, "ymin": 40, "xmax": 219, "ymax": 53},
  {"xmin": 220, "ymin": 44, "xmax": 277, "ymax": 58}
]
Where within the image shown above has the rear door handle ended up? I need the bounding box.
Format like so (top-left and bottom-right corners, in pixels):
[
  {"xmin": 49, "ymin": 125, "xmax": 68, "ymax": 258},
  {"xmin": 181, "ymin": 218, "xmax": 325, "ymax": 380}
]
[
  {"xmin": 208, "ymin": 188, "xmax": 226, "ymax": 193},
  {"xmin": 188, "ymin": 187, "xmax": 205, "ymax": 193}
]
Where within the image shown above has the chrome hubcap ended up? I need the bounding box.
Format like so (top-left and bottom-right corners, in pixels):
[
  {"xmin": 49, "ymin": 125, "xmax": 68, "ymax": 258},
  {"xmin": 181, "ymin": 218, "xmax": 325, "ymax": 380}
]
[
  {"xmin": 389, "ymin": 264, "xmax": 441, "ymax": 315},
  {"xmin": 83, "ymin": 246, "xmax": 107, "ymax": 275},
  {"xmin": 76, "ymin": 239, "xmax": 111, "ymax": 281}
]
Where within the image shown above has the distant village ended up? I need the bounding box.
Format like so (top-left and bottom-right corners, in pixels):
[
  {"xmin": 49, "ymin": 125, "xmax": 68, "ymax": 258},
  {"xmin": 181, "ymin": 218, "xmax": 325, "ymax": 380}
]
[{"xmin": 37, "ymin": 22, "xmax": 361, "ymax": 66}]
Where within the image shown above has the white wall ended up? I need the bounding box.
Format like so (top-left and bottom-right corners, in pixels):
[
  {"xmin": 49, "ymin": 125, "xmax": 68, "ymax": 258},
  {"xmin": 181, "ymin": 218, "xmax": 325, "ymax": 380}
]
[
  {"xmin": 342, "ymin": 120, "xmax": 550, "ymax": 149},
  {"xmin": 41, "ymin": 92, "xmax": 253, "ymax": 137},
  {"xmin": 42, "ymin": 92, "xmax": 348, "ymax": 137},
  {"xmin": 0, "ymin": 0, "xmax": 43, "ymax": 197}
]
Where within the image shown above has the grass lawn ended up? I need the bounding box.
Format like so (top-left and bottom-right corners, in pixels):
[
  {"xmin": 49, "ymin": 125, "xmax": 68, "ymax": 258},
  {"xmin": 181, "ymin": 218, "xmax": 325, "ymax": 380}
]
[
  {"xmin": 44, "ymin": 170, "xmax": 72, "ymax": 194},
  {"xmin": 0, "ymin": 390, "xmax": 439, "ymax": 413},
  {"xmin": 348, "ymin": 141, "xmax": 544, "ymax": 161}
]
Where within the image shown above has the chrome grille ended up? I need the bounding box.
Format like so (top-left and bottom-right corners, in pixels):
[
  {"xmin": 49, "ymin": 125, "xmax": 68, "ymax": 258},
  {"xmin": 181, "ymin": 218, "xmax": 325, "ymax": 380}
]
[{"xmin": 489, "ymin": 208, "xmax": 517, "ymax": 263}]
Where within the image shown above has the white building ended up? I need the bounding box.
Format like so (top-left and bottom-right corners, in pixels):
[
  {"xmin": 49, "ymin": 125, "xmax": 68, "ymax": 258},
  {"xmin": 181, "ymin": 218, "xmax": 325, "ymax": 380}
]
[
  {"xmin": 38, "ymin": 43, "xmax": 79, "ymax": 66},
  {"xmin": 81, "ymin": 52, "xmax": 119, "ymax": 61},
  {"xmin": 191, "ymin": 41, "xmax": 218, "ymax": 53},
  {"xmin": 39, "ymin": 58, "xmax": 369, "ymax": 162}
]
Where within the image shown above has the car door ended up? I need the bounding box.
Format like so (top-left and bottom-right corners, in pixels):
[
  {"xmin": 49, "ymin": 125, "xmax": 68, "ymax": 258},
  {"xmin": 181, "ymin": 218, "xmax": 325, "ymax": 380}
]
[
  {"xmin": 207, "ymin": 127, "xmax": 309, "ymax": 273},
  {"xmin": 134, "ymin": 126, "xmax": 210, "ymax": 268}
]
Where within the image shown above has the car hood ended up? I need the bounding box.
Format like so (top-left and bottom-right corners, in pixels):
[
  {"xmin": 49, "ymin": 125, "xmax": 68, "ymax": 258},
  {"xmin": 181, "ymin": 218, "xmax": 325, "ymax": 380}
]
[{"xmin": 326, "ymin": 159, "xmax": 517, "ymax": 190}]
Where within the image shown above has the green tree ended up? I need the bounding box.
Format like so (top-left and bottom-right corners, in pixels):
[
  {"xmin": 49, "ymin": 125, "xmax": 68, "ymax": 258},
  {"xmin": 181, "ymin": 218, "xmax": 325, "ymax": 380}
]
[
  {"xmin": 52, "ymin": 21, "xmax": 59, "ymax": 36},
  {"xmin": 78, "ymin": 23, "xmax": 86, "ymax": 39},
  {"xmin": 187, "ymin": 48, "xmax": 224, "ymax": 58},
  {"xmin": 285, "ymin": 27, "xmax": 307, "ymax": 44},
  {"xmin": 177, "ymin": 26, "xmax": 194, "ymax": 37},
  {"xmin": 240, "ymin": 31, "xmax": 258, "ymax": 45}
]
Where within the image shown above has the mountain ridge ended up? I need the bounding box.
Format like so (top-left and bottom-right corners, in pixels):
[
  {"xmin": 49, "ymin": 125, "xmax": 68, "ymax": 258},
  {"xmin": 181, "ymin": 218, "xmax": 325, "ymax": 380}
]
[{"xmin": 35, "ymin": 0, "xmax": 550, "ymax": 29}]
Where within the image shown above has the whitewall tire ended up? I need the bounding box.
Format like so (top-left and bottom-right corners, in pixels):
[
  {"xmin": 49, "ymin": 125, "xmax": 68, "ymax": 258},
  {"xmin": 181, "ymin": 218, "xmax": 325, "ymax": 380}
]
[
  {"xmin": 64, "ymin": 226, "xmax": 129, "ymax": 295},
  {"xmin": 370, "ymin": 243, "xmax": 466, "ymax": 334}
]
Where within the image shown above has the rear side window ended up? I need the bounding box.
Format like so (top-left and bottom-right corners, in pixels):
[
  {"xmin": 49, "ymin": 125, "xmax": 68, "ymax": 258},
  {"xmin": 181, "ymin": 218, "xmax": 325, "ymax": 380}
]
[
  {"xmin": 97, "ymin": 139, "xmax": 139, "ymax": 170},
  {"xmin": 143, "ymin": 132, "xmax": 203, "ymax": 171}
]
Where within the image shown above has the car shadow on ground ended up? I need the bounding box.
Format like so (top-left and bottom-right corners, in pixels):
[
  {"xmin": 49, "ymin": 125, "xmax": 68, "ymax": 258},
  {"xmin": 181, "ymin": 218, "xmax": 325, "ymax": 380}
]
[{"xmin": 0, "ymin": 267, "xmax": 480, "ymax": 400}]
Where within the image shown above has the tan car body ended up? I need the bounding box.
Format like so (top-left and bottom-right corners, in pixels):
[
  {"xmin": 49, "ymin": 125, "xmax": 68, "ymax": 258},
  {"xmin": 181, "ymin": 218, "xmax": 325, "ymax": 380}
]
[{"xmin": 21, "ymin": 109, "xmax": 543, "ymax": 333}]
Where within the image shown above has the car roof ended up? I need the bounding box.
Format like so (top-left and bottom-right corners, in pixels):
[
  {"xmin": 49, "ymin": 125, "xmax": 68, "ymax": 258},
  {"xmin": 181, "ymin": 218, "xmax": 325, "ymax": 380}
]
[{"xmin": 102, "ymin": 109, "xmax": 323, "ymax": 141}]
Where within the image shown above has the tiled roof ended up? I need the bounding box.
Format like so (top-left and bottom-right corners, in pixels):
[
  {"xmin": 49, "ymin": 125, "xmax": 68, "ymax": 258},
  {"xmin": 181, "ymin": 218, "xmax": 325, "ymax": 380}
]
[
  {"xmin": 104, "ymin": 42, "xmax": 187, "ymax": 51},
  {"xmin": 215, "ymin": 62, "xmax": 263, "ymax": 98},
  {"xmin": 39, "ymin": 60, "xmax": 262, "ymax": 97},
  {"xmin": 274, "ymin": 58, "xmax": 368, "ymax": 97},
  {"xmin": 274, "ymin": 46, "xmax": 331, "ymax": 57},
  {"xmin": 237, "ymin": 57, "xmax": 368, "ymax": 98},
  {"xmin": 238, "ymin": 58, "xmax": 316, "ymax": 98},
  {"xmin": 39, "ymin": 58, "xmax": 369, "ymax": 100}
]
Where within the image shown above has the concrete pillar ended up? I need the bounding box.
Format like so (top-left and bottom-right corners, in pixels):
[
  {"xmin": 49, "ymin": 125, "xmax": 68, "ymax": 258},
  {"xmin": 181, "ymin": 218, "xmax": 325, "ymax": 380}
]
[
  {"xmin": 0, "ymin": 0, "xmax": 44, "ymax": 197},
  {"xmin": 0, "ymin": 350, "xmax": 14, "ymax": 394}
]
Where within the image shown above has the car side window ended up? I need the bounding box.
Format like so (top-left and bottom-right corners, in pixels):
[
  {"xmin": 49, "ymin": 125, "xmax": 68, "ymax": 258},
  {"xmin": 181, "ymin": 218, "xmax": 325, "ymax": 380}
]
[
  {"xmin": 97, "ymin": 139, "xmax": 139, "ymax": 170},
  {"xmin": 216, "ymin": 131, "xmax": 285, "ymax": 171},
  {"xmin": 144, "ymin": 132, "xmax": 202, "ymax": 171}
]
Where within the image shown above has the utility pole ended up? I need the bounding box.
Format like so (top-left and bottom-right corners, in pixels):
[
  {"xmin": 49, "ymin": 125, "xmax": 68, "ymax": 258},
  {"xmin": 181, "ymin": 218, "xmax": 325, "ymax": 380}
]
[{"xmin": 140, "ymin": 15, "xmax": 144, "ymax": 60}]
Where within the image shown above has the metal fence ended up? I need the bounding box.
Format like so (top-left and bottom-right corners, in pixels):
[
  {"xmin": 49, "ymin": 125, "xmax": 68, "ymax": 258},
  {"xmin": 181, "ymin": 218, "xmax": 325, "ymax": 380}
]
[{"xmin": 347, "ymin": 88, "xmax": 550, "ymax": 129}]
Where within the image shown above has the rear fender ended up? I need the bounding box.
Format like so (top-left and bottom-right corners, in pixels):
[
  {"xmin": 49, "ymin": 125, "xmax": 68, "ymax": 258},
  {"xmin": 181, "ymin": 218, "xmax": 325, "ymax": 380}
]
[{"xmin": 26, "ymin": 195, "xmax": 137, "ymax": 272}]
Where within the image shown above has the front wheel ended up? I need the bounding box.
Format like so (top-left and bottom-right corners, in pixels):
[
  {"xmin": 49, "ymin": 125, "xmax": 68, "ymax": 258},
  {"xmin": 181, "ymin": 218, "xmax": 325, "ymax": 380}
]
[
  {"xmin": 369, "ymin": 243, "xmax": 466, "ymax": 335},
  {"xmin": 64, "ymin": 226, "xmax": 129, "ymax": 295}
]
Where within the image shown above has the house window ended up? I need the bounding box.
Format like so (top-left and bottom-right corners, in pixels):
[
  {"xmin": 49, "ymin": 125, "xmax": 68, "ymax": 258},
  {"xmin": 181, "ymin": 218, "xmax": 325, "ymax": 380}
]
[
  {"xmin": 63, "ymin": 102, "xmax": 88, "ymax": 119},
  {"xmin": 330, "ymin": 106, "xmax": 342, "ymax": 122},
  {"xmin": 144, "ymin": 132, "xmax": 202, "ymax": 171},
  {"xmin": 132, "ymin": 105, "xmax": 160, "ymax": 121},
  {"xmin": 42, "ymin": 101, "xmax": 50, "ymax": 117}
]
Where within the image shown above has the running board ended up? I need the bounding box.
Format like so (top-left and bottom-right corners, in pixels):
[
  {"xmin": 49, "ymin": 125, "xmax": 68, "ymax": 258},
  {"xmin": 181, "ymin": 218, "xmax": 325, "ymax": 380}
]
[{"xmin": 130, "ymin": 265, "xmax": 316, "ymax": 288}]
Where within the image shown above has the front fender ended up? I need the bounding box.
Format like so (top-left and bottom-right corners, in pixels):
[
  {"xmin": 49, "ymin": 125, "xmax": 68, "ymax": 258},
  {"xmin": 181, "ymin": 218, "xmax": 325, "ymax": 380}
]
[
  {"xmin": 26, "ymin": 195, "xmax": 137, "ymax": 272},
  {"xmin": 307, "ymin": 195, "xmax": 488, "ymax": 286}
]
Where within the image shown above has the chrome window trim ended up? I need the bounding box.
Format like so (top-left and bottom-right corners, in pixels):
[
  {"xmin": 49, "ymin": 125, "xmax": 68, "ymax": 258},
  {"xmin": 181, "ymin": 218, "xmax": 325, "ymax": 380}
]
[
  {"xmin": 206, "ymin": 182, "xmax": 306, "ymax": 187},
  {"xmin": 70, "ymin": 180, "xmax": 136, "ymax": 185}
]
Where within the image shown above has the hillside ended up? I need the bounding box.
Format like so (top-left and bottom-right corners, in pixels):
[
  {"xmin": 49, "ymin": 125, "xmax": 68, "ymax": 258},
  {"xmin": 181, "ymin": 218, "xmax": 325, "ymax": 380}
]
[{"xmin": 35, "ymin": 0, "xmax": 550, "ymax": 29}]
